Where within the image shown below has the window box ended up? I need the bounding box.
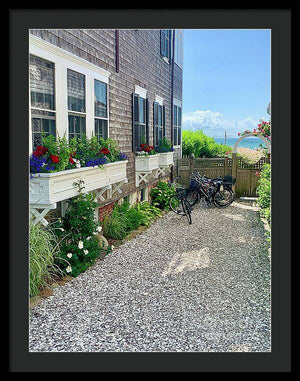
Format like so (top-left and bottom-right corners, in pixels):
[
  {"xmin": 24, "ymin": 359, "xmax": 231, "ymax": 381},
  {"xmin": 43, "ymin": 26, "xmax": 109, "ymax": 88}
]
[
  {"xmin": 30, "ymin": 160, "xmax": 128, "ymax": 205},
  {"xmin": 158, "ymin": 151, "xmax": 174, "ymax": 167},
  {"xmin": 135, "ymin": 154, "xmax": 159, "ymax": 172}
]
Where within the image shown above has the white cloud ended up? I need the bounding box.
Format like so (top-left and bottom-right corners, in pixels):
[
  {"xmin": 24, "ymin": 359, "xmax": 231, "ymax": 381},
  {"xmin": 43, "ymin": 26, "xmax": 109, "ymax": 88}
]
[{"xmin": 182, "ymin": 110, "xmax": 266, "ymax": 138}]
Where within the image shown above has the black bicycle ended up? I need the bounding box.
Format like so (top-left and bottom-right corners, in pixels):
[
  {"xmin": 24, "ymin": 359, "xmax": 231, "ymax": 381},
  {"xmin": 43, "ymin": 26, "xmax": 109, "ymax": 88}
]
[
  {"xmin": 168, "ymin": 186, "xmax": 193, "ymax": 225},
  {"xmin": 186, "ymin": 171, "xmax": 235, "ymax": 208}
]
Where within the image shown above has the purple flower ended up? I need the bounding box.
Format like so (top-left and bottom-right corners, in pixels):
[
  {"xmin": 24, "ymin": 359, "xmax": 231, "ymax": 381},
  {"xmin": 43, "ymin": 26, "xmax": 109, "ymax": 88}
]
[
  {"xmin": 29, "ymin": 155, "xmax": 54, "ymax": 179},
  {"xmin": 119, "ymin": 152, "xmax": 128, "ymax": 161},
  {"xmin": 85, "ymin": 156, "xmax": 108, "ymax": 167}
]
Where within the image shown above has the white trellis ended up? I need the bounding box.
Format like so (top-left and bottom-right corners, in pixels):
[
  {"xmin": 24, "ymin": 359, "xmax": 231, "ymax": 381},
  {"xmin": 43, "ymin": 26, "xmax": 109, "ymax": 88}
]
[{"xmin": 232, "ymin": 132, "xmax": 271, "ymax": 154}]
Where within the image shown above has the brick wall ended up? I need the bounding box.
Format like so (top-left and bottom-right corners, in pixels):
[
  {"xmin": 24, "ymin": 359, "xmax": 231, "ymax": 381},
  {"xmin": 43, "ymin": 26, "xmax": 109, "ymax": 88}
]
[{"xmin": 98, "ymin": 200, "xmax": 116, "ymax": 222}]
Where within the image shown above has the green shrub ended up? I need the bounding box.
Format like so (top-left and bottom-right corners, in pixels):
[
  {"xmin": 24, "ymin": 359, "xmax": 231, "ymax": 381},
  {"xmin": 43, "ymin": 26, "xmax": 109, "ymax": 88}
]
[
  {"xmin": 53, "ymin": 191, "xmax": 103, "ymax": 277},
  {"xmin": 29, "ymin": 221, "xmax": 62, "ymax": 297},
  {"xmin": 102, "ymin": 200, "xmax": 163, "ymax": 239},
  {"xmin": 102, "ymin": 208, "xmax": 130, "ymax": 240},
  {"xmin": 150, "ymin": 181, "xmax": 176, "ymax": 210},
  {"xmin": 256, "ymin": 163, "xmax": 271, "ymax": 227},
  {"xmin": 182, "ymin": 130, "xmax": 232, "ymax": 158},
  {"xmin": 133, "ymin": 201, "xmax": 163, "ymax": 226}
]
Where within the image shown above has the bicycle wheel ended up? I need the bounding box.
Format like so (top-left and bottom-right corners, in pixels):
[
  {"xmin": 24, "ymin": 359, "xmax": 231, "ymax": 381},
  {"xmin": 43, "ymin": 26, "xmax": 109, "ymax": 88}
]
[
  {"xmin": 185, "ymin": 190, "xmax": 199, "ymax": 207},
  {"xmin": 169, "ymin": 195, "xmax": 183, "ymax": 214},
  {"xmin": 213, "ymin": 187, "xmax": 234, "ymax": 208},
  {"xmin": 182, "ymin": 198, "xmax": 192, "ymax": 224}
]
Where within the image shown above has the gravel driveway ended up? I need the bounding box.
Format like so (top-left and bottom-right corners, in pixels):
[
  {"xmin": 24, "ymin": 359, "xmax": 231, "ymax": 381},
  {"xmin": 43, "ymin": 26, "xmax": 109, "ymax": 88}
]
[{"xmin": 29, "ymin": 199, "xmax": 271, "ymax": 352}]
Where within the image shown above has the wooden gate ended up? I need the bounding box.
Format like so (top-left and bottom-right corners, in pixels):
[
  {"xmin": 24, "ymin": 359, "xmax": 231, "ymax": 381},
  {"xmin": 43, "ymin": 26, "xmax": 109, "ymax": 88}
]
[{"xmin": 175, "ymin": 155, "xmax": 269, "ymax": 197}]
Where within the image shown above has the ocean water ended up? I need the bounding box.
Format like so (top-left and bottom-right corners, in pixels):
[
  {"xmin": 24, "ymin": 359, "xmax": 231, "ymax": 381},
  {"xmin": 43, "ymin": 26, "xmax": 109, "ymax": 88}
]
[{"xmin": 214, "ymin": 137, "xmax": 266, "ymax": 150}]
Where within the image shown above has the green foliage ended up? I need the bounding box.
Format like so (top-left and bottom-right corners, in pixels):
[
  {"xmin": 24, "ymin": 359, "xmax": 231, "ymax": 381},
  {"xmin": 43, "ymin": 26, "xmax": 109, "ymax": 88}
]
[
  {"xmin": 133, "ymin": 201, "xmax": 163, "ymax": 226},
  {"xmin": 182, "ymin": 130, "xmax": 232, "ymax": 158},
  {"xmin": 150, "ymin": 181, "xmax": 176, "ymax": 210},
  {"xmin": 42, "ymin": 133, "xmax": 73, "ymax": 172},
  {"xmin": 102, "ymin": 208, "xmax": 130, "ymax": 240},
  {"xmin": 256, "ymin": 164, "xmax": 271, "ymax": 210},
  {"xmin": 256, "ymin": 163, "xmax": 271, "ymax": 226},
  {"xmin": 157, "ymin": 137, "xmax": 173, "ymax": 153},
  {"xmin": 98, "ymin": 137, "xmax": 120, "ymax": 162},
  {"xmin": 53, "ymin": 191, "xmax": 103, "ymax": 277},
  {"xmin": 29, "ymin": 220, "xmax": 63, "ymax": 297},
  {"xmin": 102, "ymin": 200, "xmax": 163, "ymax": 239}
]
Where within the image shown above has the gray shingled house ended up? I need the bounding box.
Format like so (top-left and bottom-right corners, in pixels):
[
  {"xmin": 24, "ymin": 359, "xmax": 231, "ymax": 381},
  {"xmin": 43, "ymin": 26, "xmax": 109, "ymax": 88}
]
[{"xmin": 29, "ymin": 29, "xmax": 183, "ymax": 222}]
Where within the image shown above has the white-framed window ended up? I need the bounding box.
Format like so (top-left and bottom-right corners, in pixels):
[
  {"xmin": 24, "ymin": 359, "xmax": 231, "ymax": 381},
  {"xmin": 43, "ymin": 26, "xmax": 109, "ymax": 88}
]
[
  {"xmin": 153, "ymin": 96, "xmax": 165, "ymax": 149},
  {"xmin": 67, "ymin": 68, "xmax": 86, "ymax": 140},
  {"xmin": 174, "ymin": 30, "xmax": 183, "ymax": 68},
  {"xmin": 160, "ymin": 30, "xmax": 172, "ymax": 62},
  {"xmin": 29, "ymin": 54, "xmax": 56, "ymax": 149},
  {"xmin": 29, "ymin": 35, "xmax": 111, "ymax": 153},
  {"xmin": 94, "ymin": 79, "xmax": 108, "ymax": 140},
  {"xmin": 132, "ymin": 85, "xmax": 149, "ymax": 151},
  {"xmin": 173, "ymin": 99, "xmax": 182, "ymax": 146}
]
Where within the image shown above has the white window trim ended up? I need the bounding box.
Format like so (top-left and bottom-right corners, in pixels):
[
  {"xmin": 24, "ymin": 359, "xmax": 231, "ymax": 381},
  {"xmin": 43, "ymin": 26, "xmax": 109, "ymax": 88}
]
[
  {"xmin": 173, "ymin": 98, "xmax": 182, "ymax": 149},
  {"xmin": 134, "ymin": 85, "xmax": 147, "ymax": 99},
  {"xmin": 155, "ymin": 95, "xmax": 164, "ymax": 106},
  {"xmin": 29, "ymin": 35, "xmax": 111, "ymax": 153}
]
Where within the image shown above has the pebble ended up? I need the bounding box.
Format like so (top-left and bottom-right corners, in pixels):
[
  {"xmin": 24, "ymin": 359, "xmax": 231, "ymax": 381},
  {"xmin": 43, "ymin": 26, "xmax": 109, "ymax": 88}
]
[{"xmin": 29, "ymin": 200, "xmax": 271, "ymax": 352}]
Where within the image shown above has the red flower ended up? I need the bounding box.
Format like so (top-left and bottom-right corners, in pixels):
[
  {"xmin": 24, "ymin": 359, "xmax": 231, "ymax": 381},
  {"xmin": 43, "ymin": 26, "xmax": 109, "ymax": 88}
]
[
  {"xmin": 50, "ymin": 155, "xmax": 60, "ymax": 164},
  {"xmin": 33, "ymin": 146, "xmax": 48, "ymax": 157},
  {"xmin": 100, "ymin": 148, "xmax": 110, "ymax": 155},
  {"xmin": 33, "ymin": 150, "xmax": 43, "ymax": 157},
  {"xmin": 69, "ymin": 157, "xmax": 75, "ymax": 164}
]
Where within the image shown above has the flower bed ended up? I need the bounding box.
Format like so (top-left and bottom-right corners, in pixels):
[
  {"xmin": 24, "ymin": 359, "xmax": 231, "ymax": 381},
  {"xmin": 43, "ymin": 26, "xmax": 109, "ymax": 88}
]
[{"xmin": 29, "ymin": 135, "xmax": 128, "ymax": 204}]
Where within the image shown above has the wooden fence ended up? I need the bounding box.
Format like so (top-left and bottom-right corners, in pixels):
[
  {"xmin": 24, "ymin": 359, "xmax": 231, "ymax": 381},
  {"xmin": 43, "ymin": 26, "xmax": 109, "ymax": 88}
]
[{"xmin": 175, "ymin": 155, "xmax": 270, "ymax": 197}]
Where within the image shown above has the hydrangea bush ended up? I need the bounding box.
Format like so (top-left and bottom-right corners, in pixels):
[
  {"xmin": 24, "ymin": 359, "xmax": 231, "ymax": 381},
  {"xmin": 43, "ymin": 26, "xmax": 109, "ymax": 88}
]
[{"xmin": 53, "ymin": 189, "xmax": 106, "ymax": 278}]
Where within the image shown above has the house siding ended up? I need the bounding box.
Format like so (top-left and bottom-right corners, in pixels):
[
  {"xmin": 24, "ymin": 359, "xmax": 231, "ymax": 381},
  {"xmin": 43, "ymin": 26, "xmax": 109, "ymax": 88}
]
[{"xmin": 29, "ymin": 28, "xmax": 182, "ymax": 206}]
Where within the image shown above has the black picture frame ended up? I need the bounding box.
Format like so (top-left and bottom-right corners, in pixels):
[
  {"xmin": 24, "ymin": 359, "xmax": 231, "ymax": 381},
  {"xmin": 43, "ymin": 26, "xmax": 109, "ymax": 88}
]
[{"xmin": 9, "ymin": 8, "xmax": 291, "ymax": 373}]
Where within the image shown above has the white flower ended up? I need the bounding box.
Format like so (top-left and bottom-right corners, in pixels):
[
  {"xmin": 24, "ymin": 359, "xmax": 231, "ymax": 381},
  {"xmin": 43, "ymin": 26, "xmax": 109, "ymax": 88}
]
[
  {"xmin": 66, "ymin": 266, "xmax": 72, "ymax": 273},
  {"xmin": 67, "ymin": 253, "xmax": 72, "ymax": 258},
  {"xmin": 78, "ymin": 241, "xmax": 84, "ymax": 249},
  {"xmin": 83, "ymin": 249, "xmax": 89, "ymax": 255},
  {"xmin": 87, "ymin": 236, "xmax": 91, "ymax": 241},
  {"xmin": 96, "ymin": 226, "xmax": 102, "ymax": 232}
]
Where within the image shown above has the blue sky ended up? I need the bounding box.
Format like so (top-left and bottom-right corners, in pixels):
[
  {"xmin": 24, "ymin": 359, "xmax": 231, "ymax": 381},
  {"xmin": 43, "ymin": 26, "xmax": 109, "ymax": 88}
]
[{"xmin": 182, "ymin": 29, "xmax": 271, "ymax": 137}]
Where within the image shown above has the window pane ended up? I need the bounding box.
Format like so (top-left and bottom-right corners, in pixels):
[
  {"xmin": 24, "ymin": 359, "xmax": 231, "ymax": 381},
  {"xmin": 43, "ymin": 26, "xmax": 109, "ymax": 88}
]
[
  {"xmin": 174, "ymin": 105, "xmax": 178, "ymax": 126},
  {"xmin": 31, "ymin": 113, "xmax": 56, "ymax": 149},
  {"xmin": 139, "ymin": 98, "xmax": 145, "ymax": 124},
  {"xmin": 67, "ymin": 69, "xmax": 85, "ymax": 112},
  {"xmin": 178, "ymin": 106, "xmax": 182, "ymax": 126},
  {"xmin": 94, "ymin": 80, "xmax": 107, "ymax": 118},
  {"xmin": 140, "ymin": 124, "xmax": 146, "ymax": 145},
  {"xmin": 158, "ymin": 127, "xmax": 163, "ymax": 142},
  {"xmin": 95, "ymin": 119, "xmax": 108, "ymax": 140},
  {"xmin": 30, "ymin": 55, "xmax": 55, "ymax": 110},
  {"xmin": 68, "ymin": 115, "xmax": 86, "ymax": 140},
  {"xmin": 173, "ymin": 126, "xmax": 178, "ymax": 145},
  {"xmin": 158, "ymin": 105, "xmax": 162, "ymax": 127}
]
